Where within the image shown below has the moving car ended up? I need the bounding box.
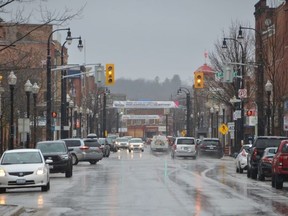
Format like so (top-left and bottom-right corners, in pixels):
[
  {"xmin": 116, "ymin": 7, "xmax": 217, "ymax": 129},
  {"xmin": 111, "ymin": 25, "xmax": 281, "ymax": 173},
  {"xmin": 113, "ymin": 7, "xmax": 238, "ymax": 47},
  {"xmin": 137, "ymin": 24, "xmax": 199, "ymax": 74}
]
[
  {"xmin": 257, "ymin": 147, "xmax": 277, "ymax": 181},
  {"xmin": 115, "ymin": 137, "xmax": 129, "ymax": 149},
  {"xmin": 247, "ymin": 136, "xmax": 287, "ymax": 179},
  {"xmin": 62, "ymin": 138, "xmax": 103, "ymax": 165},
  {"xmin": 128, "ymin": 138, "xmax": 144, "ymax": 152},
  {"xmin": 235, "ymin": 144, "xmax": 252, "ymax": 173},
  {"xmin": 36, "ymin": 140, "xmax": 73, "ymax": 178},
  {"xmin": 171, "ymin": 137, "xmax": 197, "ymax": 159},
  {"xmin": 272, "ymin": 140, "xmax": 288, "ymax": 189},
  {"xmin": 0, "ymin": 149, "xmax": 51, "ymax": 193},
  {"xmin": 150, "ymin": 135, "xmax": 169, "ymax": 152},
  {"xmin": 198, "ymin": 138, "xmax": 223, "ymax": 158}
]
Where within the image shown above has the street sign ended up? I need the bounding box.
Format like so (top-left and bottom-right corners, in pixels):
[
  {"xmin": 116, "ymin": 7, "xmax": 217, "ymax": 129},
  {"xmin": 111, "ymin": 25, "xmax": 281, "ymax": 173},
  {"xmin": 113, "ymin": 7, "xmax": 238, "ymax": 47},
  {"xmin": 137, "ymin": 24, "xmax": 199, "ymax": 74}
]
[
  {"xmin": 238, "ymin": 89, "xmax": 247, "ymax": 99},
  {"xmin": 233, "ymin": 110, "xmax": 241, "ymax": 120},
  {"xmin": 227, "ymin": 122, "xmax": 235, "ymax": 131},
  {"xmin": 219, "ymin": 123, "xmax": 228, "ymax": 135}
]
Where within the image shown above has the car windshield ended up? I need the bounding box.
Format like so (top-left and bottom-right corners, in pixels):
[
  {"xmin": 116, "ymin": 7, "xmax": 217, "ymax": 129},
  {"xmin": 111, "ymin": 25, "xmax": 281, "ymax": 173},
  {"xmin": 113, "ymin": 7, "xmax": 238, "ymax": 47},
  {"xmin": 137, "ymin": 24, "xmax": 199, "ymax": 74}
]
[
  {"xmin": 1, "ymin": 152, "xmax": 42, "ymax": 165},
  {"xmin": 255, "ymin": 138, "xmax": 285, "ymax": 148},
  {"xmin": 97, "ymin": 139, "xmax": 106, "ymax": 145},
  {"xmin": 37, "ymin": 142, "xmax": 66, "ymax": 153},
  {"xmin": 129, "ymin": 139, "xmax": 142, "ymax": 143},
  {"xmin": 117, "ymin": 138, "xmax": 128, "ymax": 142},
  {"xmin": 177, "ymin": 138, "xmax": 194, "ymax": 145},
  {"xmin": 83, "ymin": 139, "xmax": 101, "ymax": 147},
  {"xmin": 202, "ymin": 140, "xmax": 219, "ymax": 146}
]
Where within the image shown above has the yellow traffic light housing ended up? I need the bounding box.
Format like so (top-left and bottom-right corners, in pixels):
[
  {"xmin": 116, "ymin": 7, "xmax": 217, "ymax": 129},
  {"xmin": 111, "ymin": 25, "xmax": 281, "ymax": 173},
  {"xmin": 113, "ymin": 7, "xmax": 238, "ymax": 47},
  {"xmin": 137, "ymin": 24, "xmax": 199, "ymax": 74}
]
[
  {"xmin": 105, "ymin": 64, "xmax": 115, "ymax": 85},
  {"xmin": 194, "ymin": 72, "xmax": 204, "ymax": 88}
]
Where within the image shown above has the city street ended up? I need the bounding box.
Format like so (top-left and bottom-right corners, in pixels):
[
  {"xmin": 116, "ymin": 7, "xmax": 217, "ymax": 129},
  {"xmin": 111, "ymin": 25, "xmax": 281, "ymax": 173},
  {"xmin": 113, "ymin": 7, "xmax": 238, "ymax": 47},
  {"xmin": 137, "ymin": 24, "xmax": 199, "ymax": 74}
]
[{"xmin": 1, "ymin": 147, "xmax": 288, "ymax": 216}]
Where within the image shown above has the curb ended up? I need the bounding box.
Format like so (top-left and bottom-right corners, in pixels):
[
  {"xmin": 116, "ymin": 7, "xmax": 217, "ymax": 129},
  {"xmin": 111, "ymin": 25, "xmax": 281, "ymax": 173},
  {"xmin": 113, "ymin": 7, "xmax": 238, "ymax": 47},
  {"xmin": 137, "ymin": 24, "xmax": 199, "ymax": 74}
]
[{"xmin": 2, "ymin": 205, "xmax": 25, "ymax": 216}]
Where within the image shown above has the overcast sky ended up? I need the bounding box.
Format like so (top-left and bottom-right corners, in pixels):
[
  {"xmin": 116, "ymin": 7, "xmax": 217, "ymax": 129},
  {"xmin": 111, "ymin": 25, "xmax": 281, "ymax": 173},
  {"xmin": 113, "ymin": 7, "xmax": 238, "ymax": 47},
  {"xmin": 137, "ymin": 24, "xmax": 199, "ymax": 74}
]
[{"xmin": 10, "ymin": 0, "xmax": 262, "ymax": 84}]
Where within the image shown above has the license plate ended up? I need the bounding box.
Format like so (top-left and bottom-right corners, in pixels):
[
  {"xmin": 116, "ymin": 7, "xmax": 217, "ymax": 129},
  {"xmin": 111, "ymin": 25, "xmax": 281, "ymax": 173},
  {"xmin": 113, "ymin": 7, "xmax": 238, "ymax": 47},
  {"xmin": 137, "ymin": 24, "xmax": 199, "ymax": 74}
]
[{"xmin": 16, "ymin": 179, "xmax": 26, "ymax": 184}]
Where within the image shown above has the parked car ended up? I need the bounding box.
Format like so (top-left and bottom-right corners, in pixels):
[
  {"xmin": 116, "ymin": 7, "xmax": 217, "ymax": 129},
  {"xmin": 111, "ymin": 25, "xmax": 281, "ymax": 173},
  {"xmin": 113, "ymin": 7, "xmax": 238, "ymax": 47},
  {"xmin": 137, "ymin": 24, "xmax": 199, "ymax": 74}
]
[
  {"xmin": 36, "ymin": 140, "xmax": 73, "ymax": 178},
  {"xmin": 198, "ymin": 138, "xmax": 223, "ymax": 158},
  {"xmin": 150, "ymin": 135, "xmax": 169, "ymax": 152},
  {"xmin": 62, "ymin": 138, "xmax": 103, "ymax": 165},
  {"xmin": 235, "ymin": 144, "xmax": 252, "ymax": 173},
  {"xmin": 128, "ymin": 138, "xmax": 145, "ymax": 152},
  {"xmin": 171, "ymin": 137, "xmax": 197, "ymax": 159},
  {"xmin": 247, "ymin": 136, "xmax": 288, "ymax": 180},
  {"xmin": 0, "ymin": 149, "xmax": 51, "ymax": 193},
  {"xmin": 272, "ymin": 140, "xmax": 288, "ymax": 189},
  {"xmin": 115, "ymin": 137, "xmax": 129, "ymax": 149},
  {"xmin": 97, "ymin": 138, "xmax": 111, "ymax": 157},
  {"xmin": 257, "ymin": 147, "xmax": 277, "ymax": 181}
]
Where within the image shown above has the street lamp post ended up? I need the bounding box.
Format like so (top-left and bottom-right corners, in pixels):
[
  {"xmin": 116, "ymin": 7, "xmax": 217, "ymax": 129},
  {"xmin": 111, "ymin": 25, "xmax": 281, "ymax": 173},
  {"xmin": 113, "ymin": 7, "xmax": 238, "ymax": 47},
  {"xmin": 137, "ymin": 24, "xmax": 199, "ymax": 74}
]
[
  {"xmin": 60, "ymin": 37, "xmax": 83, "ymax": 139},
  {"xmin": 8, "ymin": 71, "xmax": 17, "ymax": 150},
  {"xmin": 222, "ymin": 37, "xmax": 245, "ymax": 151},
  {"xmin": 210, "ymin": 107, "xmax": 214, "ymax": 138},
  {"xmin": 69, "ymin": 99, "xmax": 74, "ymax": 138},
  {"xmin": 177, "ymin": 87, "xmax": 191, "ymax": 137},
  {"xmin": 32, "ymin": 82, "xmax": 40, "ymax": 147},
  {"xmin": 46, "ymin": 27, "xmax": 72, "ymax": 140},
  {"xmin": 0, "ymin": 76, "xmax": 4, "ymax": 154},
  {"xmin": 102, "ymin": 88, "xmax": 110, "ymax": 138},
  {"xmin": 265, "ymin": 80, "xmax": 272, "ymax": 135},
  {"xmin": 24, "ymin": 80, "xmax": 32, "ymax": 148},
  {"xmin": 238, "ymin": 26, "xmax": 265, "ymax": 136}
]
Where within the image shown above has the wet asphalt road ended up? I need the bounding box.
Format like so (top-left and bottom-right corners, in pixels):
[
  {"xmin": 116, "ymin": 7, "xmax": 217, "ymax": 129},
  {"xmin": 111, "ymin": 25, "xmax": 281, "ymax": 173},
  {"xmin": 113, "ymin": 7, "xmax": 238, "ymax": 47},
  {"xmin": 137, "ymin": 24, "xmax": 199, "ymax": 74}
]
[{"xmin": 1, "ymin": 147, "xmax": 288, "ymax": 216}]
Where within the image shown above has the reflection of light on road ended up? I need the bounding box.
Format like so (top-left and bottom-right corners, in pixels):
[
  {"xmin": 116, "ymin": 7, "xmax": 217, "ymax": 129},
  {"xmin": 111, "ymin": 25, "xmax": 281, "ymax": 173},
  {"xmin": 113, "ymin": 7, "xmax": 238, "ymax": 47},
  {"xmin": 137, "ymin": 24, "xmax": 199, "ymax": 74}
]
[
  {"xmin": 0, "ymin": 196, "xmax": 6, "ymax": 204},
  {"xmin": 219, "ymin": 163, "xmax": 226, "ymax": 184},
  {"xmin": 195, "ymin": 175, "xmax": 202, "ymax": 215},
  {"xmin": 37, "ymin": 195, "xmax": 43, "ymax": 208}
]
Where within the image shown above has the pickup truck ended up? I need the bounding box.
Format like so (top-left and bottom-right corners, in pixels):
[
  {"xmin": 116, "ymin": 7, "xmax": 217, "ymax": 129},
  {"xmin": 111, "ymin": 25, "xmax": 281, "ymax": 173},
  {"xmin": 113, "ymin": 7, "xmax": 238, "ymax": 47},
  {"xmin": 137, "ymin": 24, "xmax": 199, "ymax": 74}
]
[{"xmin": 271, "ymin": 139, "xmax": 288, "ymax": 189}]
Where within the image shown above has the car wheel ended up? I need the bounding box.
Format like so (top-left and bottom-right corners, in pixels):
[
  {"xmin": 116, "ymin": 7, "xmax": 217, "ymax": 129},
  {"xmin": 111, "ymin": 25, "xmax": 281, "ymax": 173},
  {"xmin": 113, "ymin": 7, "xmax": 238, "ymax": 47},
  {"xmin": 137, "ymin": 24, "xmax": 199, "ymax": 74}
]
[
  {"xmin": 128, "ymin": 149, "xmax": 131, "ymax": 152},
  {"xmin": 0, "ymin": 188, "xmax": 6, "ymax": 193},
  {"xmin": 257, "ymin": 168, "xmax": 265, "ymax": 181},
  {"xmin": 275, "ymin": 174, "xmax": 283, "ymax": 189},
  {"xmin": 247, "ymin": 168, "xmax": 251, "ymax": 178},
  {"xmin": 271, "ymin": 174, "xmax": 275, "ymax": 187},
  {"xmin": 239, "ymin": 166, "xmax": 243, "ymax": 174},
  {"xmin": 141, "ymin": 149, "xmax": 144, "ymax": 152},
  {"xmin": 71, "ymin": 154, "xmax": 78, "ymax": 165},
  {"xmin": 251, "ymin": 169, "xmax": 257, "ymax": 180},
  {"xmin": 236, "ymin": 166, "xmax": 239, "ymax": 173},
  {"xmin": 106, "ymin": 150, "xmax": 110, "ymax": 158},
  {"xmin": 65, "ymin": 165, "xmax": 73, "ymax": 178},
  {"xmin": 89, "ymin": 160, "xmax": 97, "ymax": 165},
  {"xmin": 41, "ymin": 182, "xmax": 50, "ymax": 192}
]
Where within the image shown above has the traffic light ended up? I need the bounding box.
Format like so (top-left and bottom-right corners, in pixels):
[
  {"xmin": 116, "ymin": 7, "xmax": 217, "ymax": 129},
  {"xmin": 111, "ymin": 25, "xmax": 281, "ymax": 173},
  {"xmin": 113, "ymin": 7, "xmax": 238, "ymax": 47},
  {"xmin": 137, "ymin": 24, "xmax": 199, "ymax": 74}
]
[
  {"xmin": 52, "ymin": 112, "xmax": 57, "ymax": 118},
  {"xmin": 246, "ymin": 110, "xmax": 254, "ymax": 116},
  {"xmin": 105, "ymin": 64, "xmax": 115, "ymax": 85},
  {"xmin": 194, "ymin": 72, "xmax": 204, "ymax": 88}
]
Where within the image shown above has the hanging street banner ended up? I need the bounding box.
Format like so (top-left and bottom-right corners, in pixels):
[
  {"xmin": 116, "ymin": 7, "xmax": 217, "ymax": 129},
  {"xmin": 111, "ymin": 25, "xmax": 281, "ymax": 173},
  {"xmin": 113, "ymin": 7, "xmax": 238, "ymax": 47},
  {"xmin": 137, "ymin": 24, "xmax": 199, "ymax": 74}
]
[
  {"xmin": 122, "ymin": 115, "xmax": 160, "ymax": 120},
  {"xmin": 113, "ymin": 101, "xmax": 178, "ymax": 109}
]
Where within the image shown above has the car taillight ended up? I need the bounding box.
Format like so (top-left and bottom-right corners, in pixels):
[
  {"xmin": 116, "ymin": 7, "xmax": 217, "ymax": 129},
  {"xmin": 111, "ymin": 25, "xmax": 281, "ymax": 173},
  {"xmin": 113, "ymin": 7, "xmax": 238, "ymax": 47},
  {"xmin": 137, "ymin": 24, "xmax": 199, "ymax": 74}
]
[
  {"xmin": 241, "ymin": 149, "xmax": 247, "ymax": 157},
  {"xmin": 80, "ymin": 146, "xmax": 89, "ymax": 151},
  {"xmin": 279, "ymin": 156, "xmax": 283, "ymax": 166},
  {"xmin": 252, "ymin": 148, "xmax": 257, "ymax": 161}
]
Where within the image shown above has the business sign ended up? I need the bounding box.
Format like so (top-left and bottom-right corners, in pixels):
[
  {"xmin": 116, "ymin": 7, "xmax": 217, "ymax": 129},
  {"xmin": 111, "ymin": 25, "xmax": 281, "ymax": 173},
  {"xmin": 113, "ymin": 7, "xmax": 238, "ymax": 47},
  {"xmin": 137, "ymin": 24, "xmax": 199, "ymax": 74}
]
[
  {"xmin": 113, "ymin": 101, "xmax": 178, "ymax": 109},
  {"xmin": 122, "ymin": 115, "xmax": 160, "ymax": 120}
]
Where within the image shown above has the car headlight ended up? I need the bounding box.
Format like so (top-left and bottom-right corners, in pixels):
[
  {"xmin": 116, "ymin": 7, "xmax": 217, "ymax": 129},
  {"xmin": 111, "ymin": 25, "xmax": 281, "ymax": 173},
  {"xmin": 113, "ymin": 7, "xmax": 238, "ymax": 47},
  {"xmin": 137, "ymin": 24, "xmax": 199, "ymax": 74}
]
[
  {"xmin": 0, "ymin": 168, "xmax": 6, "ymax": 177},
  {"xmin": 36, "ymin": 167, "xmax": 46, "ymax": 175}
]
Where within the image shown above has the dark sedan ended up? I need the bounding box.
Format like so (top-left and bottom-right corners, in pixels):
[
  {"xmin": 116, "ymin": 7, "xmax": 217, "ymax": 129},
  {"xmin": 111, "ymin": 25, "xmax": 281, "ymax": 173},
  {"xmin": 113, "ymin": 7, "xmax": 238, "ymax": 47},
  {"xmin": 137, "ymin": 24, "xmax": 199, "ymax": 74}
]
[{"xmin": 198, "ymin": 138, "xmax": 223, "ymax": 158}]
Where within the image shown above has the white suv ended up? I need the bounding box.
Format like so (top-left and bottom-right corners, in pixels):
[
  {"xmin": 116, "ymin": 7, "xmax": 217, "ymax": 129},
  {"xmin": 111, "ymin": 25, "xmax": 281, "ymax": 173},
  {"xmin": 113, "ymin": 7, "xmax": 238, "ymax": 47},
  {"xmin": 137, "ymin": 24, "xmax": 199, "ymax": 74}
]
[{"xmin": 171, "ymin": 137, "xmax": 197, "ymax": 159}]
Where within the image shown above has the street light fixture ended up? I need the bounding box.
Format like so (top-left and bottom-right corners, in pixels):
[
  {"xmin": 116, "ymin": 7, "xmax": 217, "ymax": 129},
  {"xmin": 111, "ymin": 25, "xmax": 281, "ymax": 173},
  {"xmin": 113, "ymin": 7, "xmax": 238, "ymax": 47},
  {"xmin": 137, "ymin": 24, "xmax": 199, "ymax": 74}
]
[
  {"xmin": 8, "ymin": 71, "xmax": 17, "ymax": 149},
  {"xmin": 24, "ymin": 79, "xmax": 32, "ymax": 148},
  {"xmin": 32, "ymin": 82, "xmax": 40, "ymax": 147},
  {"xmin": 60, "ymin": 36, "xmax": 83, "ymax": 139},
  {"xmin": 46, "ymin": 27, "xmax": 71, "ymax": 140},
  {"xmin": 177, "ymin": 87, "xmax": 191, "ymax": 137},
  {"xmin": 265, "ymin": 80, "xmax": 272, "ymax": 135},
  {"xmin": 238, "ymin": 25, "xmax": 265, "ymax": 137}
]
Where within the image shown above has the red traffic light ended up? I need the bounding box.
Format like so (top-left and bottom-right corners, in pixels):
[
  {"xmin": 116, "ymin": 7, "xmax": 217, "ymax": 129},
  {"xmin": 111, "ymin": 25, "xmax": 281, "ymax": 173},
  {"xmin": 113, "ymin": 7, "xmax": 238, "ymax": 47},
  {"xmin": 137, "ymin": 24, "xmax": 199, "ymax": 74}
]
[
  {"xmin": 52, "ymin": 112, "xmax": 57, "ymax": 118},
  {"xmin": 246, "ymin": 110, "xmax": 253, "ymax": 116}
]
